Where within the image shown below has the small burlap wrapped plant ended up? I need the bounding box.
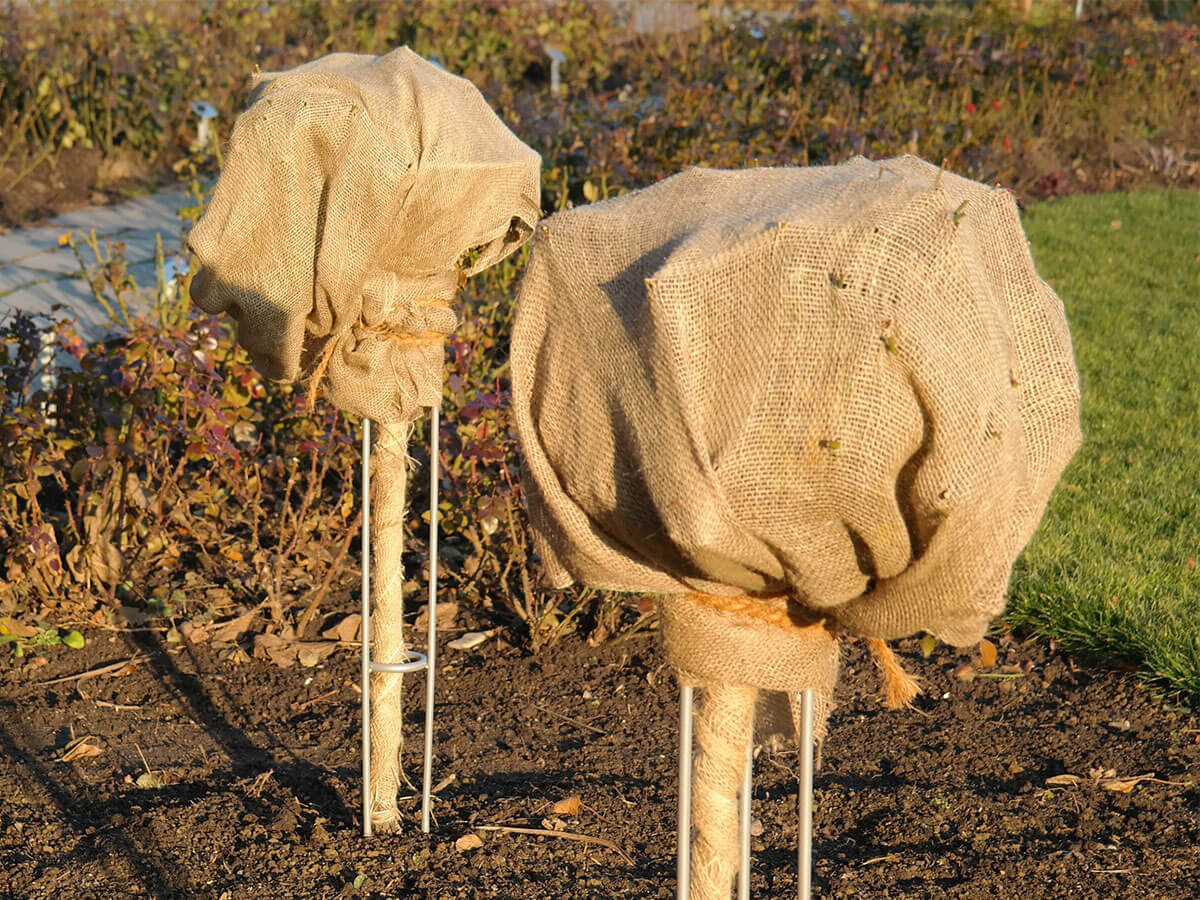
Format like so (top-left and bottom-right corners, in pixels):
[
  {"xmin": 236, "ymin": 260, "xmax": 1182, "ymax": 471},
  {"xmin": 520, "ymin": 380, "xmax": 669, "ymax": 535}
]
[
  {"xmin": 188, "ymin": 47, "xmax": 541, "ymax": 831},
  {"xmin": 511, "ymin": 156, "xmax": 1081, "ymax": 898}
]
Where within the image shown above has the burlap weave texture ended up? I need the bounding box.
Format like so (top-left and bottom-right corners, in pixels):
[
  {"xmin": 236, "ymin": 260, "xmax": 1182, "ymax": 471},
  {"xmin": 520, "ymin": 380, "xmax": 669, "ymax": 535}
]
[
  {"xmin": 512, "ymin": 155, "xmax": 1081, "ymax": 651},
  {"xmin": 189, "ymin": 47, "xmax": 541, "ymax": 422}
]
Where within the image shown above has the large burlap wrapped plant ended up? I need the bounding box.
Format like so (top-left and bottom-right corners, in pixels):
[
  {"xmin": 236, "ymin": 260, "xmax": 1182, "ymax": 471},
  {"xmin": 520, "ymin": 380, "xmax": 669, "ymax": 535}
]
[
  {"xmin": 187, "ymin": 47, "xmax": 541, "ymax": 831},
  {"xmin": 511, "ymin": 155, "xmax": 1080, "ymax": 897}
]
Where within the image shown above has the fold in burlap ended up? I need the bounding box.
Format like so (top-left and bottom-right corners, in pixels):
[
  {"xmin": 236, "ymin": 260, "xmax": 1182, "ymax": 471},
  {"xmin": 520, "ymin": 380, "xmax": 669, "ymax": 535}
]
[
  {"xmin": 512, "ymin": 155, "xmax": 1081, "ymax": 653},
  {"xmin": 189, "ymin": 47, "xmax": 542, "ymax": 422}
]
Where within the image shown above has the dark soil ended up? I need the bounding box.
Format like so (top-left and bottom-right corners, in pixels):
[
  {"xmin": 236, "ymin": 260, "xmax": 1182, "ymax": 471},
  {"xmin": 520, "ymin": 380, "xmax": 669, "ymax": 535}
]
[
  {"xmin": 1, "ymin": 607, "xmax": 1197, "ymax": 899},
  {"xmin": 0, "ymin": 147, "xmax": 169, "ymax": 229}
]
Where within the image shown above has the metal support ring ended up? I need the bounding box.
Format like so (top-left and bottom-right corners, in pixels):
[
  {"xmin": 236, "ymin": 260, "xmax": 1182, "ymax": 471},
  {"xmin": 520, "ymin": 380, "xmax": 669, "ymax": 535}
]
[{"xmin": 369, "ymin": 650, "xmax": 428, "ymax": 674}]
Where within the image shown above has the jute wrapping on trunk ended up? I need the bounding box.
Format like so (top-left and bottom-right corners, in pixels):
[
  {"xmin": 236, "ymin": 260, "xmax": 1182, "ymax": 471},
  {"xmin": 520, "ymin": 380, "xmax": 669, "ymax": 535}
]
[
  {"xmin": 189, "ymin": 47, "xmax": 541, "ymax": 423},
  {"xmin": 512, "ymin": 156, "xmax": 1079, "ymax": 896},
  {"xmin": 185, "ymin": 48, "xmax": 541, "ymax": 830},
  {"xmin": 663, "ymin": 594, "xmax": 839, "ymax": 900}
]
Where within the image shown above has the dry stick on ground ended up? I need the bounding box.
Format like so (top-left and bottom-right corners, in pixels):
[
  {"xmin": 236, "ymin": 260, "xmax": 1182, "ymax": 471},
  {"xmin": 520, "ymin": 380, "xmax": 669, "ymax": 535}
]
[
  {"xmin": 475, "ymin": 825, "xmax": 634, "ymax": 865},
  {"xmin": 38, "ymin": 654, "xmax": 147, "ymax": 686},
  {"xmin": 533, "ymin": 704, "xmax": 607, "ymax": 736}
]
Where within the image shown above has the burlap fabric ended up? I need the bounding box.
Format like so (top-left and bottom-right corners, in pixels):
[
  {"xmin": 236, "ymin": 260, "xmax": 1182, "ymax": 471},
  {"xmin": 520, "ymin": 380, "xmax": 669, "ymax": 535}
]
[
  {"xmin": 514, "ymin": 155, "xmax": 1079, "ymax": 897},
  {"xmin": 189, "ymin": 47, "xmax": 541, "ymax": 423},
  {"xmin": 186, "ymin": 48, "xmax": 541, "ymax": 832},
  {"xmin": 513, "ymin": 155, "xmax": 1081, "ymax": 650}
]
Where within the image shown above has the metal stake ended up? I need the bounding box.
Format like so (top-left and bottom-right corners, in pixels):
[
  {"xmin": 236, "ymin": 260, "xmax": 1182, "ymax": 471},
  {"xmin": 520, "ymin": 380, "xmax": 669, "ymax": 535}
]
[
  {"xmin": 797, "ymin": 688, "xmax": 815, "ymax": 900},
  {"xmin": 738, "ymin": 736, "xmax": 753, "ymax": 900},
  {"xmin": 676, "ymin": 684, "xmax": 694, "ymax": 900},
  {"xmin": 420, "ymin": 405, "xmax": 440, "ymax": 834},
  {"xmin": 361, "ymin": 418, "xmax": 372, "ymax": 838},
  {"xmin": 361, "ymin": 410, "xmax": 439, "ymax": 838}
]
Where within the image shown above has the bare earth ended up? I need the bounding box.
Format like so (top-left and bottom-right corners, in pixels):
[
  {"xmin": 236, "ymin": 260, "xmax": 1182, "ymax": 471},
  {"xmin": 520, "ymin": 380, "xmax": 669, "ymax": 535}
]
[{"xmin": 2, "ymin": 603, "xmax": 1198, "ymax": 899}]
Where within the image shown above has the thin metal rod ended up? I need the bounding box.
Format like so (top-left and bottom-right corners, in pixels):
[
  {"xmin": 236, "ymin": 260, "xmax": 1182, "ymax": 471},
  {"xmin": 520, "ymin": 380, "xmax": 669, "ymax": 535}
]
[
  {"xmin": 420, "ymin": 405, "xmax": 439, "ymax": 834},
  {"xmin": 677, "ymin": 684, "xmax": 694, "ymax": 900},
  {"xmin": 738, "ymin": 735, "xmax": 753, "ymax": 900},
  {"xmin": 797, "ymin": 688, "xmax": 815, "ymax": 900},
  {"xmin": 360, "ymin": 418, "xmax": 372, "ymax": 838}
]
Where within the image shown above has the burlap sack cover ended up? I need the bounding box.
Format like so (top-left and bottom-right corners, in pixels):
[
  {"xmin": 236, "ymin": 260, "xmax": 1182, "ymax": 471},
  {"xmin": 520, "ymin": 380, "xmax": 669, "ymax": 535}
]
[
  {"xmin": 189, "ymin": 48, "xmax": 541, "ymax": 422},
  {"xmin": 513, "ymin": 156, "xmax": 1081, "ymax": 692}
]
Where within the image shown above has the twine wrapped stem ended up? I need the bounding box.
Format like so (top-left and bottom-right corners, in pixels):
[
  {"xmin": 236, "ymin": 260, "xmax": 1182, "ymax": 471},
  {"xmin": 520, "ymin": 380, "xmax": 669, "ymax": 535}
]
[
  {"xmin": 368, "ymin": 420, "xmax": 413, "ymax": 830},
  {"xmin": 691, "ymin": 681, "xmax": 758, "ymax": 900}
]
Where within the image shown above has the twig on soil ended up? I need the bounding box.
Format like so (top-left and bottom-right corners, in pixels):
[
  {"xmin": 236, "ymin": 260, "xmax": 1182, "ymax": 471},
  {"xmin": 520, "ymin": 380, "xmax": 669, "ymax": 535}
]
[
  {"xmin": 475, "ymin": 825, "xmax": 633, "ymax": 865},
  {"xmin": 291, "ymin": 688, "xmax": 340, "ymax": 712},
  {"xmin": 246, "ymin": 769, "xmax": 275, "ymax": 798},
  {"xmin": 68, "ymin": 622, "xmax": 171, "ymax": 633},
  {"xmin": 94, "ymin": 699, "xmax": 143, "ymax": 711},
  {"xmin": 135, "ymin": 743, "xmax": 153, "ymax": 777},
  {"xmin": 534, "ymin": 704, "xmax": 607, "ymax": 736},
  {"xmin": 863, "ymin": 854, "xmax": 900, "ymax": 865},
  {"xmin": 37, "ymin": 654, "xmax": 147, "ymax": 686}
]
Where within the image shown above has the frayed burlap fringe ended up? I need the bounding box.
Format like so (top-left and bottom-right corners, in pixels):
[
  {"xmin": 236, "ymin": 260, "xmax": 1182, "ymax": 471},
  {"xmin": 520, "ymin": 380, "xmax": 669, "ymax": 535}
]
[{"xmin": 867, "ymin": 637, "xmax": 922, "ymax": 709}]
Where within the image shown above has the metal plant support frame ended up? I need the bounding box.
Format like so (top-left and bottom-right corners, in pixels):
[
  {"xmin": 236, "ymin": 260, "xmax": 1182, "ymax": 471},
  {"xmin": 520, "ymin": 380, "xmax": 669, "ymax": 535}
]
[
  {"xmin": 360, "ymin": 408, "xmax": 441, "ymax": 838},
  {"xmin": 676, "ymin": 686, "xmax": 817, "ymax": 899},
  {"xmin": 358, "ymin": 403, "xmax": 821, "ymax": 892}
]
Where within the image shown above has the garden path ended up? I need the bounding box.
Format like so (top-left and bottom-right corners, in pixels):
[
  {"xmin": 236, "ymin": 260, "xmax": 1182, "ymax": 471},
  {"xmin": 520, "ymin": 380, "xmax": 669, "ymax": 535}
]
[{"xmin": 0, "ymin": 188, "xmax": 190, "ymax": 340}]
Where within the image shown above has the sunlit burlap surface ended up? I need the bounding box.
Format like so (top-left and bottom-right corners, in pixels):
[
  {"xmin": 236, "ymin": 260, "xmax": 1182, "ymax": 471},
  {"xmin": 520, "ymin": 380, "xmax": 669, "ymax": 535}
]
[
  {"xmin": 513, "ymin": 156, "xmax": 1079, "ymax": 896},
  {"xmin": 189, "ymin": 47, "xmax": 541, "ymax": 423},
  {"xmin": 513, "ymin": 155, "xmax": 1080, "ymax": 648}
]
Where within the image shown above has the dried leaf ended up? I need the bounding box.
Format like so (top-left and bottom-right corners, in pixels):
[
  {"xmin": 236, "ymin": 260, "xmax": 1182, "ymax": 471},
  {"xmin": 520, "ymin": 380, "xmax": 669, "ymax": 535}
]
[
  {"xmin": 953, "ymin": 662, "xmax": 975, "ymax": 682},
  {"xmin": 541, "ymin": 816, "xmax": 567, "ymax": 832},
  {"xmin": 447, "ymin": 630, "xmax": 496, "ymax": 651},
  {"xmin": 0, "ymin": 617, "xmax": 38, "ymax": 639},
  {"xmin": 179, "ymin": 620, "xmax": 211, "ymax": 643},
  {"xmin": 321, "ymin": 614, "xmax": 361, "ymax": 643},
  {"xmin": 211, "ymin": 610, "xmax": 257, "ymax": 644},
  {"xmin": 85, "ymin": 538, "xmax": 124, "ymax": 586},
  {"xmin": 978, "ymin": 639, "xmax": 998, "ymax": 668},
  {"xmin": 550, "ymin": 795, "xmax": 581, "ymax": 816},
  {"xmin": 1045, "ymin": 774, "xmax": 1083, "ymax": 786},
  {"xmin": 1100, "ymin": 773, "xmax": 1155, "ymax": 793},
  {"xmin": 57, "ymin": 736, "xmax": 104, "ymax": 763},
  {"xmin": 414, "ymin": 602, "xmax": 459, "ymax": 633},
  {"xmin": 455, "ymin": 832, "xmax": 484, "ymax": 851},
  {"xmin": 253, "ymin": 633, "xmax": 295, "ymax": 667},
  {"xmin": 296, "ymin": 642, "xmax": 336, "ymax": 668}
]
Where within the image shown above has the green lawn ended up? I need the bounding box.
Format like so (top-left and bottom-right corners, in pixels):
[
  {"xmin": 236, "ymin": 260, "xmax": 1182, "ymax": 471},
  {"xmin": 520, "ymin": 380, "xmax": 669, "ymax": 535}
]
[{"xmin": 1007, "ymin": 188, "xmax": 1200, "ymax": 702}]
